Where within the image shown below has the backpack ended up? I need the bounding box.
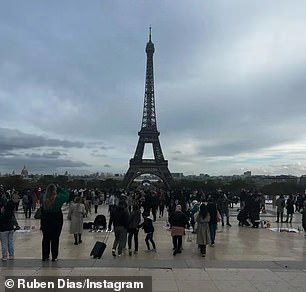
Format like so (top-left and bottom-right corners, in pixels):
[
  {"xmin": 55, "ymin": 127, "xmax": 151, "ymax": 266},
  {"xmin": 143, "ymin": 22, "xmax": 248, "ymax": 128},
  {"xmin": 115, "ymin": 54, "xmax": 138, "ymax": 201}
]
[
  {"xmin": 93, "ymin": 215, "xmax": 107, "ymax": 230},
  {"xmin": 22, "ymin": 195, "xmax": 29, "ymax": 205}
]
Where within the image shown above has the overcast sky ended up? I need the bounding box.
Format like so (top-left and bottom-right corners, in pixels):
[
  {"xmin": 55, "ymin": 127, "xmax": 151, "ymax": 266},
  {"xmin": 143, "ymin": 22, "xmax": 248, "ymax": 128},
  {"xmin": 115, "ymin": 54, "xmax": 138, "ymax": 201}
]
[{"xmin": 1, "ymin": 0, "xmax": 306, "ymax": 176}]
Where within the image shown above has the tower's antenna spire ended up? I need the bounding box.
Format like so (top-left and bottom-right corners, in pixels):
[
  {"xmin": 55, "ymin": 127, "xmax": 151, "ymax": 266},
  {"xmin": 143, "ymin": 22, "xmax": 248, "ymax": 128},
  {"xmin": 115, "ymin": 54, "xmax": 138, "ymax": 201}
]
[{"xmin": 149, "ymin": 25, "xmax": 152, "ymax": 41}]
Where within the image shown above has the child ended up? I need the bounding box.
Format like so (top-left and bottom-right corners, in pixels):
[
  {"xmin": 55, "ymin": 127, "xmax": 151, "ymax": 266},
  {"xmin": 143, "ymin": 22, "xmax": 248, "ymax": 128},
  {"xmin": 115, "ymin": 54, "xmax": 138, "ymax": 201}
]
[
  {"xmin": 139, "ymin": 212, "xmax": 156, "ymax": 252},
  {"xmin": 0, "ymin": 200, "xmax": 20, "ymax": 261}
]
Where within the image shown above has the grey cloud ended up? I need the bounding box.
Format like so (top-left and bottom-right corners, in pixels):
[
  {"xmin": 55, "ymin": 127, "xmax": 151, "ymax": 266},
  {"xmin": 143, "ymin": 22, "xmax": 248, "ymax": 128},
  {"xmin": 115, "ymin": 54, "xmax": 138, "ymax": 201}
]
[
  {"xmin": 25, "ymin": 151, "xmax": 64, "ymax": 159},
  {"xmin": 1, "ymin": 1, "xmax": 306, "ymax": 175},
  {"xmin": 86, "ymin": 142, "xmax": 115, "ymax": 150},
  {"xmin": 0, "ymin": 128, "xmax": 84, "ymax": 151},
  {"xmin": 91, "ymin": 151, "xmax": 107, "ymax": 158},
  {"xmin": 100, "ymin": 146, "xmax": 115, "ymax": 150}
]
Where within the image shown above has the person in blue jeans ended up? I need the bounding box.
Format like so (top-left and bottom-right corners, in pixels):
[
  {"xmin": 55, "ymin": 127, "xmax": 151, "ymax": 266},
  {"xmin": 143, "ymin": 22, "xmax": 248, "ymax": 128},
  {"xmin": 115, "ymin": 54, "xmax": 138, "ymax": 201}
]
[
  {"xmin": 0, "ymin": 200, "xmax": 20, "ymax": 261},
  {"xmin": 109, "ymin": 200, "xmax": 130, "ymax": 257}
]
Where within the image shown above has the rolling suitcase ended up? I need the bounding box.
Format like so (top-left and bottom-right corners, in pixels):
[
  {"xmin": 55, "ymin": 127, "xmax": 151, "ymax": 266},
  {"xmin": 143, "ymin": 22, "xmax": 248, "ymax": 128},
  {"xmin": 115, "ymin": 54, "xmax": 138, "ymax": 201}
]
[
  {"xmin": 90, "ymin": 241, "xmax": 106, "ymax": 259},
  {"xmin": 90, "ymin": 231, "xmax": 110, "ymax": 259}
]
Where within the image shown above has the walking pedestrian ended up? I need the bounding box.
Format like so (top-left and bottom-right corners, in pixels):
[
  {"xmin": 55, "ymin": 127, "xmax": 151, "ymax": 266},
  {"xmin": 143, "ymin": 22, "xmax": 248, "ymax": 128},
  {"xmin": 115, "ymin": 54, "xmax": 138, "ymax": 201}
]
[
  {"xmin": 127, "ymin": 204, "xmax": 141, "ymax": 256},
  {"xmin": 207, "ymin": 199, "xmax": 218, "ymax": 246},
  {"xmin": 139, "ymin": 212, "xmax": 156, "ymax": 252},
  {"xmin": 169, "ymin": 205, "xmax": 189, "ymax": 256},
  {"xmin": 196, "ymin": 203, "xmax": 211, "ymax": 257},
  {"xmin": 109, "ymin": 200, "xmax": 129, "ymax": 257}
]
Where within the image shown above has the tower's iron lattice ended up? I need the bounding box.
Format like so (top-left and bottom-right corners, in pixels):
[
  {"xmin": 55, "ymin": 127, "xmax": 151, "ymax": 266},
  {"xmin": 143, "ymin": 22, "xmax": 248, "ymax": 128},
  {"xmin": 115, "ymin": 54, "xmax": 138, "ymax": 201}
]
[{"xmin": 123, "ymin": 29, "xmax": 174, "ymax": 189}]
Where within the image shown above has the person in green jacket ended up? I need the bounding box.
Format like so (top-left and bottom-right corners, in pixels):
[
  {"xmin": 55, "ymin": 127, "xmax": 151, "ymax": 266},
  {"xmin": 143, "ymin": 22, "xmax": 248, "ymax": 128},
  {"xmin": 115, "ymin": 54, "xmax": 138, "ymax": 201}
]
[
  {"xmin": 190, "ymin": 200, "xmax": 200, "ymax": 233},
  {"xmin": 40, "ymin": 184, "xmax": 69, "ymax": 262}
]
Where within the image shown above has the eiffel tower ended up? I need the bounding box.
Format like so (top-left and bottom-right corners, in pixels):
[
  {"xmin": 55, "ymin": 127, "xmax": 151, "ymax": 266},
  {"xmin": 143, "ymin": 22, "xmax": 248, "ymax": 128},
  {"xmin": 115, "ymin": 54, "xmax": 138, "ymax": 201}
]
[{"xmin": 123, "ymin": 28, "xmax": 174, "ymax": 189}]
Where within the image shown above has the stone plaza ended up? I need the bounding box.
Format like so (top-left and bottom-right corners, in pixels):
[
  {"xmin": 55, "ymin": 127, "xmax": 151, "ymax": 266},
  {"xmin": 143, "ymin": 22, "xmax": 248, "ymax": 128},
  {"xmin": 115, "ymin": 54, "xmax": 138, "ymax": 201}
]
[{"xmin": 1, "ymin": 204, "xmax": 306, "ymax": 292}]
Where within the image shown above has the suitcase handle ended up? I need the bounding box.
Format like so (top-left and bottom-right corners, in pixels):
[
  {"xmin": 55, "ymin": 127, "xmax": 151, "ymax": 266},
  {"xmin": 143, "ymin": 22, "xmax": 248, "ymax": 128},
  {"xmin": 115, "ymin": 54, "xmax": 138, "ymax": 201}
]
[{"xmin": 102, "ymin": 229, "xmax": 111, "ymax": 243}]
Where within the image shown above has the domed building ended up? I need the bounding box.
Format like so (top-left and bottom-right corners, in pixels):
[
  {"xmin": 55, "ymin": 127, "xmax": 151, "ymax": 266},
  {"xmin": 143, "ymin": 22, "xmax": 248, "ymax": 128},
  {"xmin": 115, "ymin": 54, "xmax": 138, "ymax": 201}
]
[{"xmin": 21, "ymin": 165, "xmax": 29, "ymax": 178}]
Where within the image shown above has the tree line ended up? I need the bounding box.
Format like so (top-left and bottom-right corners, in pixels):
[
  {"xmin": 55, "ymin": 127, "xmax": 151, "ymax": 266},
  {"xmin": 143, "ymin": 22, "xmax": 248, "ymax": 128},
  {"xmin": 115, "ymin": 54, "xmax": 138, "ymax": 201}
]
[{"xmin": 0, "ymin": 175, "xmax": 305, "ymax": 196}]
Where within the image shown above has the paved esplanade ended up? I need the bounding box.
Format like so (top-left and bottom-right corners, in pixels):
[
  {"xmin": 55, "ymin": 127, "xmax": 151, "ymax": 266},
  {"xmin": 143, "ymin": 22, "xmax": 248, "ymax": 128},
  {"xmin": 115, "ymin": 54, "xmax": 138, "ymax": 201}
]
[{"xmin": 1, "ymin": 204, "xmax": 306, "ymax": 292}]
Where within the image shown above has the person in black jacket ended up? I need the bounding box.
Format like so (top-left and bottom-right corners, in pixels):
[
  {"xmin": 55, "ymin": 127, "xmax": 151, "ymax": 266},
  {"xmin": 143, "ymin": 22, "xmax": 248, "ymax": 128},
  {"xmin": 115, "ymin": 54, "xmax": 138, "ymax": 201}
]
[
  {"xmin": 127, "ymin": 204, "xmax": 141, "ymax": 256},
  {"xmin": 207, "ymin": 199, "xmax": 218, "ymax": 246},
  {"xmin": 109, "ymin": 200, "xmax": 130, "ymax": 257},
  {"xmin": 169, "ymin": 205, "xmax": 189, "ymax": 255},
  {"xmin": 285, "ymin": 195, "xmax": 294, "ymax": 223},
  {"xmin": 249, "ymin": 195, "xmax": 261, "ymax": 228},
  {"xmin": 138, "ymin": 212, "xmax": 156, "ymax": 252}
]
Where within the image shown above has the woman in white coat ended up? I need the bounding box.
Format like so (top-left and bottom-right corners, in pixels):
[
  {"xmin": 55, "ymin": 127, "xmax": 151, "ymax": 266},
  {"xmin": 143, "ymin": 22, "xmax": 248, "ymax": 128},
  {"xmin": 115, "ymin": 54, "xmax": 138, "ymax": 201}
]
[
  {"xmin": 196, "ymin": 203, "xmax": 211, "ymax": 257},
  {"xmin": 68, "ymin": 197, "xmax": 85, "ymax": 245}
]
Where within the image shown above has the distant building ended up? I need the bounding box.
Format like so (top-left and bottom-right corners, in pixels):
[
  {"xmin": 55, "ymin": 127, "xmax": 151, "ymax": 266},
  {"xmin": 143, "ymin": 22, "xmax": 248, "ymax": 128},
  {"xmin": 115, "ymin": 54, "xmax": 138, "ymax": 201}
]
[
  {"xmin": 172, "ymin": 173, "xmax": 184, "ymax": 179},
  {"xmin": 243, "ymin": 171, "xmax": 251, "ymax": 177},
  {"xmin": 299, "ymin": 175, "xmax": 306, "ymax": 185},
  {"xmin": 21, "ymin": 165, "xmax": 28, "ymax": 178}
]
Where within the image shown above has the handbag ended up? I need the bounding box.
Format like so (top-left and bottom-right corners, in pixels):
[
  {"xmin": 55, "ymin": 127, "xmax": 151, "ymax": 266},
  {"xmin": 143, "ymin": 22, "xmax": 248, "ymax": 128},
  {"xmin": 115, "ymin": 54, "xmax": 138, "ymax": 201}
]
[
  {"xmin": 171, "ymin": 226, "xmax": 185, "ymax": 237},
  {"xmin": 217, "ymin": 210, "xmax": 222, "ymax": 222},
  {"xmin": 34, "ymin": 207, "xmax": 42, "ymax": 219}
]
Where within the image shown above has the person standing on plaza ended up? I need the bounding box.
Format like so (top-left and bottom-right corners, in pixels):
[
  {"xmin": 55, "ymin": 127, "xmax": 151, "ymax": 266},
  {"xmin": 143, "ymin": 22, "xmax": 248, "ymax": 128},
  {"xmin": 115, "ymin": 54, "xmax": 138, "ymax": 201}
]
[
  {"xmin": 142, "ymin": 191, "xmax": 152, "ymax": 217},
  {"xmin": 249, "ymin": 195, "xmax": 261, "ymax": 228},
  {"xmin": 31, "ymin": 190, "xmax": 37, "ymax": 211},
  {"xmin": 207, "ymin": 198, "xmax": 219, "ymax": 246},
  {"xmin": 169, "ymin": 204, "xmax": 189, "ymax": 256},
  {"xmin": 190, "ymin": 200, "xmax": 200, "ymax": 233},
  {"xmin": 40, "ymin": 184, "xmax": 69, "ymax": 262},
  {"xmin": 108, "ymin": 193, "xmax": 116, "ymax": 214},
  {"xmin": 0, "ymin": 200, "xmax": 19, "ymax": 261},
  {"xmin": 109, "ymin": 200, "xmax": 130, "ymax": 257},
  {"xmin": 196, "ymin": 203, "xmax": 211, "ymax": 257},
  {"xmin": 296, "ymin": 194, "xmax": 304, "ymax": 212},
  {"xmin": 301, "ymin": 200, "xmax": 306, "ymax": 236},
  {"xmin": 68, "ymin": 196, "xmax": 85, "ymax": 245},
  {"xmin": 11, "ymin": 191, "xmax": 20, "ymax": 212},
  {"xmin": 158, "ymin": 192, "xmax": 166, "ymax": 218},
  {"xmin": 285, "ymin": 194, "xmax": 294, "ymax": 223},
  {"xmin": 275, "ymin": 195, "xmax": 286, "ymax": 223},
  {"xmin": 22, "ymin": 190, "xmax": 33, "ymax": 219},
  {"xmin": 127, "ymin": 204, "xmax": 141, "ymax": 256},
  {"xmin": 217, "ymin": 193, "xmax": 231, "ymax": 227},
  {"xmin": 93, "ymin": 194, "xmax": 99, "ymax": 214}
]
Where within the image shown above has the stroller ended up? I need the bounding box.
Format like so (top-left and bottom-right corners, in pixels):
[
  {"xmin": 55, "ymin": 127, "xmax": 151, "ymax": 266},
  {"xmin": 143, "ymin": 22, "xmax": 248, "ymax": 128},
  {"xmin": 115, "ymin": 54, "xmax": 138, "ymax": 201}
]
[
  {"xmin": 92, "ymin": 215, "xmax": 107, "ymax": 231},
  {"xmin": 237, "ymin": 208, "xmax": 250, "ymax": 227}
]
